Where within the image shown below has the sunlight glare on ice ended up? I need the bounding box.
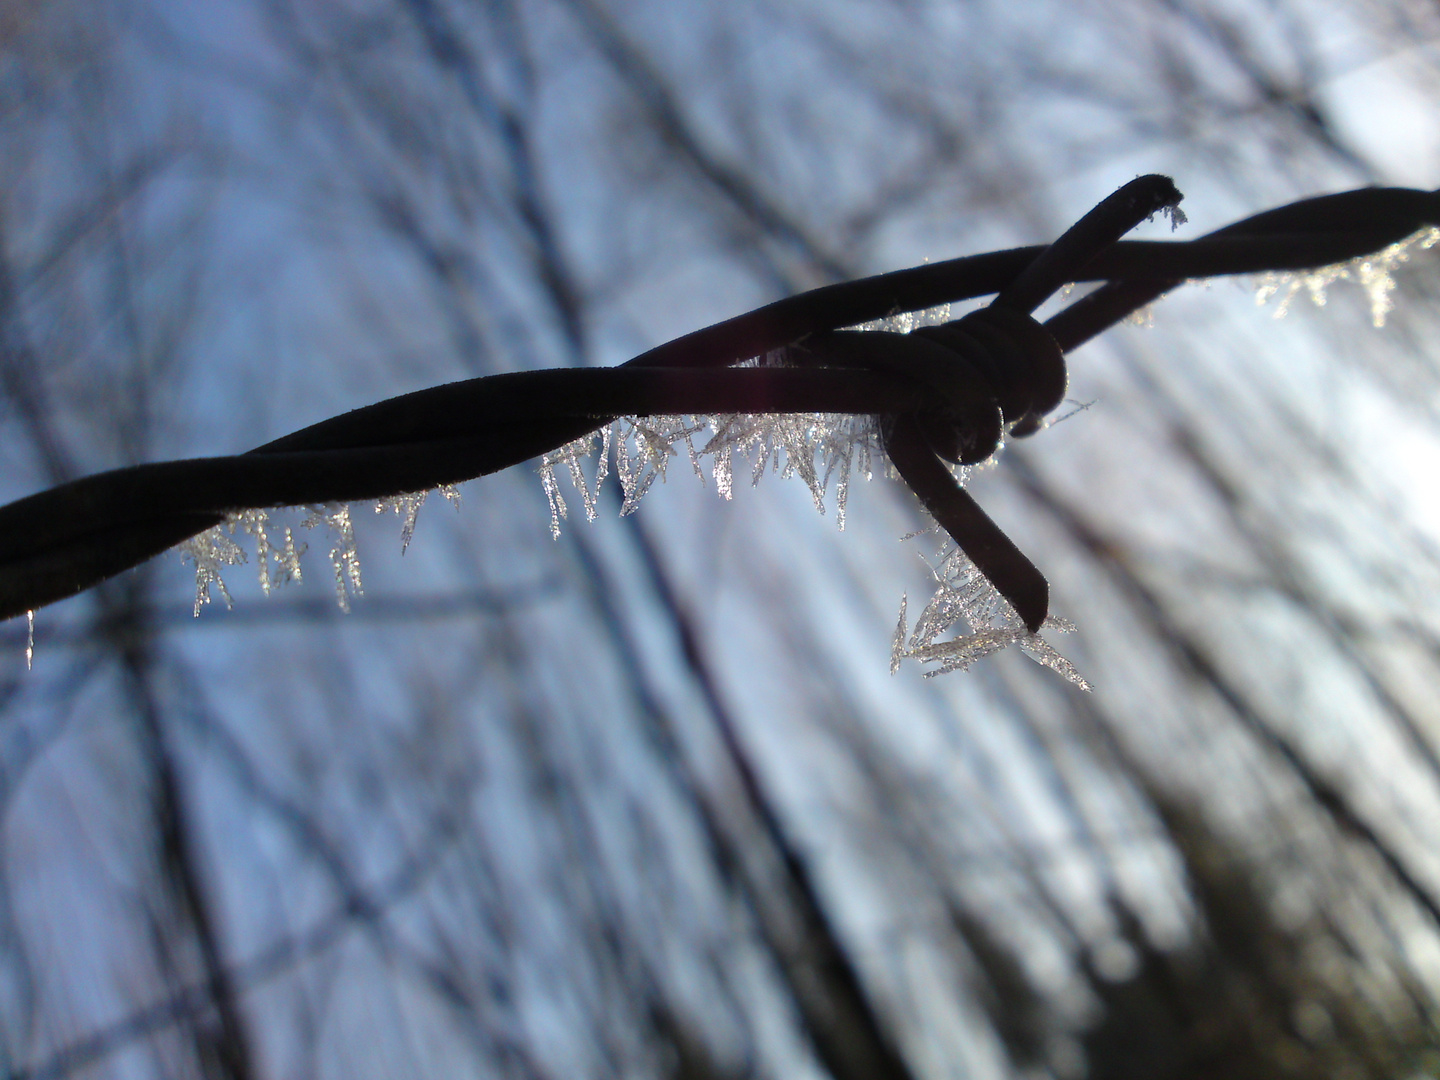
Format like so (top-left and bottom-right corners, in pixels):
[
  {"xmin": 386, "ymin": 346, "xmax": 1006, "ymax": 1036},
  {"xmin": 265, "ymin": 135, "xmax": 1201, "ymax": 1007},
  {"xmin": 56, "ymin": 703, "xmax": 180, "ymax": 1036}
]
[{"xmin": 1254, "ymin": 227, "xmax": 1440, "ymax": 328}]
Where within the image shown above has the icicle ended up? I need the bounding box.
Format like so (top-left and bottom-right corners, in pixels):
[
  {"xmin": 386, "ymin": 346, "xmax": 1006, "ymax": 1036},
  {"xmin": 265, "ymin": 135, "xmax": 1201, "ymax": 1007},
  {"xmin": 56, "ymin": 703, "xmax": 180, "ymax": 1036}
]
[{"xmin": 25, "ymin": 610, "xmax": 34, "ymax": 671}]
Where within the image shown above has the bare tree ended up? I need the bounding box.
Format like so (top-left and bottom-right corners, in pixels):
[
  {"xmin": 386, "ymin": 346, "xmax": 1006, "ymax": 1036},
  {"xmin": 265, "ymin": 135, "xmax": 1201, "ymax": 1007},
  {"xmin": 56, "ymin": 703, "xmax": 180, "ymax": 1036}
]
[{"xmin": 2, "ymin": 0, "xmax": 1440, "ymax": 1077}]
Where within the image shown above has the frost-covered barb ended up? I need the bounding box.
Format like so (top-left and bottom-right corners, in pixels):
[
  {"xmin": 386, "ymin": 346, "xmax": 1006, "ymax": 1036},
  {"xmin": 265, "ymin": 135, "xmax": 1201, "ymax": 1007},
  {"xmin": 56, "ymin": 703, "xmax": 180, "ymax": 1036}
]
[
  {"xmin": 534, "ymin": 401, "xmax": 1086, "ymax": 684},
  {"xmin": 1254, "ymin": 225, "xmax": 1440, "ymax": 327},
  {"xmin": 891, "ymin": 537, "xmax": 1091, "ymax": 690},
  {"xmin": 532, "ymin": 301, "xmax": 1087, "ymax": 681},
  {"xmin": 36, "ymin": 174, "xmax": 1429, "ymax": 674}
]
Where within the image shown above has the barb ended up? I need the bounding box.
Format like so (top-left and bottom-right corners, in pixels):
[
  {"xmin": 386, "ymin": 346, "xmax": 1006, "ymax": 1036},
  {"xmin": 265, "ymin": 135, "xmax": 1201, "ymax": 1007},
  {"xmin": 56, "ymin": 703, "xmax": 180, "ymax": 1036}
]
[{"xmin": 0, "ymin": 179, "xmax": 1436, "ymax": 630}]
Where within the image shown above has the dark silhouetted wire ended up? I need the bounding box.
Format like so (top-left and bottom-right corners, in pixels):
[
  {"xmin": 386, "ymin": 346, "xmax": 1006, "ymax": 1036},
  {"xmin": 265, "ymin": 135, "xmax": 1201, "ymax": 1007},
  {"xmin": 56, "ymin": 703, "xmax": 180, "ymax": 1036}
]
[{"xmin": 0, "ymin": 178, "xmax": 1435, "ymax": 627}]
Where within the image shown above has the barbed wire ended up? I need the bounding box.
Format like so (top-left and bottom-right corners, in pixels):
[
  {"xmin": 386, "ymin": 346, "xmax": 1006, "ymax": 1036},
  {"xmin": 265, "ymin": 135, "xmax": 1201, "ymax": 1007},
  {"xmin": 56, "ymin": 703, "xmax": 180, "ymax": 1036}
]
[{"xmin": 1, "ymin": 176, "xmax": 1436, "ymax": 629}]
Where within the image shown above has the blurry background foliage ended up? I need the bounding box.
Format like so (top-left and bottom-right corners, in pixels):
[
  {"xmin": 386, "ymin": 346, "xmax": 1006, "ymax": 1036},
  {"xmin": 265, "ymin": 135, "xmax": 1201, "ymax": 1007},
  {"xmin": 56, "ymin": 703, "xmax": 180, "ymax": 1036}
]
[{"xmin": 3, "ymin": 0, "xmax": 1440, "ymax": 1078}]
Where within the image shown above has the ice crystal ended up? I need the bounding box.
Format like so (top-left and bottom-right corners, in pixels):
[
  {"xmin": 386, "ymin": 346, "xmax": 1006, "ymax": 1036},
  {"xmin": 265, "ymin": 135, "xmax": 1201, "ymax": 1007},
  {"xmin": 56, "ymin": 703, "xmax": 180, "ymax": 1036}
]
[
  {"xmin": 537, "ymin": 412, "xmax": 881, "ymax": 534},
  {"xmin": 172, "ymin": 485, "xmax": 462, "ymax": 613},
  {"xmin": 374, "ymin": 485, "xmax": 461, "ymax": 553},
  {"xmin": 536, "ymin": 304, "xmax": 949, "ymax": 536},
  {"xmin": 540, "ymin": 426, "xmax": 617, "ymax": 538},
  {"xmin": 615, "ymin": 416, "xmax": 706, "ymax": 514},
  {"xmin": 303, "ymin": 504, "xmax": 363, "ymax": 613},
  {"xmin": 890, "ymin": 536, "xmax": 1090, "ymax": 689},
  {"xmin": 529, "ymin": 303, "xmax": 1088, "ymax": 681},
  {"xmin": 1123, "ymin": 305, "xmax": 1156, "ymax": 329},
  {"xmin": 376, "ymin": 492, "xmax": 425, "ymax": 552},
  {"xmin": 1254, "ymin": 226, "xmax": 1440, "ymax": 328},
  {"xmin": 179, "ymin": 523, "xmax": 248, "ymax": 616},
  {"xmin": 1155, "ymin": 204, "xmax": 1187, "ymax": 231},
  {"xmin": 232, "ymin": 509, "xmax": 304, "ymax": 595},
  {"xmin": 851, "ymin": 301, "xmax": 953, "ymax": 335}
]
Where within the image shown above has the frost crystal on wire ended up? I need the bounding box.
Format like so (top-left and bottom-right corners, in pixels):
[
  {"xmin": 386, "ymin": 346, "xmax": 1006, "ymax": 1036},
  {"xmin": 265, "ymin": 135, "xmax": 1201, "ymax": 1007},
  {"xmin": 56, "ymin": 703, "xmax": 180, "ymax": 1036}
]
[
  {"xmin": 616, "ymin": 416, "xmax": 705, "ymax": 513},
  {"xmin": 303, "ymin": 504, "xmax": 363, "ymax": 613},
  {"xmin": 539, "ymin": 426, "xmax": 617, "ymax": 537},
  {"xmin": 178, "ymin": 510, "xmax": 307, "ymax": 615},
  {"xmin": 890, "ymin": 535, "xmax": 1090, "ymax": 689},
  {"xmin": 538, "ymin": 412, "xmax": 880, "ymax": 533},
  {"xmin": 236, "ymin": 509, "xmax": 305, "ymax": 595},
  {"xmin": 376, "ymin": 492, "xmax": 426, "ymax": 552},
  {"xmin": 1254, "ymin": 226, "xmax": 1440, "ymax": 328},
  {"xmin": 374, "ymin": 485, "xmax": 461, "ymax": 553},
  {"xmin": 535, "ymin": 306, "xmax": 951, "ymax": 536},
  {"xmin": 179, "ymin": 523, "xmax": 248, "ymax": 616},
  {"xmin": 173, "ymin": 485, "xmax": 462, "ymax": 614}
]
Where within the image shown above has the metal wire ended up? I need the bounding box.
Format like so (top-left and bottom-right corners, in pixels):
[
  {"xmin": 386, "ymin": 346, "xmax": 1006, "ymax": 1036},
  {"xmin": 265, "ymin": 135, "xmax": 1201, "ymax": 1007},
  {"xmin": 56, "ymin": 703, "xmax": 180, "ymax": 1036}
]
[{"xmin": 1, "ymin": 177, "xmax": 1436, "ymax": 626}]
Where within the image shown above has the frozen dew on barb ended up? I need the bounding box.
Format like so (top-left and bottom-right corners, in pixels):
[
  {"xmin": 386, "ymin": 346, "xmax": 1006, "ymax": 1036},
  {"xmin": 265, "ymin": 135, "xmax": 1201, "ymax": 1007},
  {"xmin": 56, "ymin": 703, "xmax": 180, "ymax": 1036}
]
[
  {"xmin": 1254, "ymin": 226, "xmax": 1440, "ymax": 327},
  {"xmin": 891, "ymin": 535, "xmax": 1090, "ymax": 689}
]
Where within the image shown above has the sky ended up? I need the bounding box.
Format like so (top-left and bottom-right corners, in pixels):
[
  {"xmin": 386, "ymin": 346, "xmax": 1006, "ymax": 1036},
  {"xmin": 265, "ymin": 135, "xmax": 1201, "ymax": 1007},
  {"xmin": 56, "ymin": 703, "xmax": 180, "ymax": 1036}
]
[{"xmin": 3, "ymin": 1, "xmax": 1440, "ymax": 1077}]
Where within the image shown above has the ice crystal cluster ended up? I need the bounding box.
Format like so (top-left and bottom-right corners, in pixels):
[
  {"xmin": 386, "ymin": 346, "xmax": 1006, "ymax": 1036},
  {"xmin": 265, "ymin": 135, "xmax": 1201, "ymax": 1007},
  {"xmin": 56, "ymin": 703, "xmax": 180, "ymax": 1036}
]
[
  {"xmin": 537, "ymin": 303, "xmax": 1089, "ymax": 684},
  {"xmin": 537, "ymin": 411, "xmax": 881, "ymax": 538},
  {"xmin": 539, "ymin": 412, "xmax": 1088, "ymax": 684},
  {"xmin": 538, "ymin": 306, "xmax": 958, "ymax": 540},
  {"xmin": 1254, "ymin": 226, "xmax": 1440, "ymax": 328},
  {"xmin": 176, "ymin": 487, "xmax": 459, "ymax": 616},
  {"xmin": 890, "ymin": 536, "xmax": 1089, "ymax": 688}
]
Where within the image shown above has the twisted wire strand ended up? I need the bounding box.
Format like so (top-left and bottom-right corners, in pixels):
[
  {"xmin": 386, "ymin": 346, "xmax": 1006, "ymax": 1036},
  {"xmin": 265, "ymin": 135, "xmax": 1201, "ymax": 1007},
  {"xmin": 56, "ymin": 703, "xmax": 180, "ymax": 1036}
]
[{"xmin": 1, "ymin": 180, "xmax": 1437, "ymax": 625}]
